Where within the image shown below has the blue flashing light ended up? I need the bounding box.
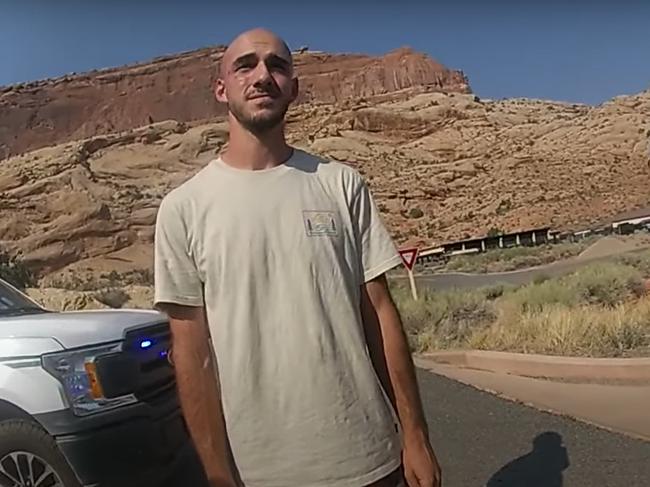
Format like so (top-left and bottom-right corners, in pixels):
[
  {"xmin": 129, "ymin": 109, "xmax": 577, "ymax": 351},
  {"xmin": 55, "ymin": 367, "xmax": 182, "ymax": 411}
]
[{"xmin": 140, "ymin": 339, "xmax": 153, "ymax": 349}]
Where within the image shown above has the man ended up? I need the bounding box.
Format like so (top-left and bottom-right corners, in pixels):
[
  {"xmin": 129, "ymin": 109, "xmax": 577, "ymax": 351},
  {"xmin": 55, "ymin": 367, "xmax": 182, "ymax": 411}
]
[{"xmin": 154, "ymin": 28, "xmax": 442, "ymax": 487}]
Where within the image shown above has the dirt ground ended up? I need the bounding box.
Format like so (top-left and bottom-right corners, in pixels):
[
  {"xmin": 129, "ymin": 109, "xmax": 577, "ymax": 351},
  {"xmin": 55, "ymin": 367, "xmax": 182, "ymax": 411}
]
[{"xmin": 577, "ymin": 234, "xmax": 650, "ymax": 261}]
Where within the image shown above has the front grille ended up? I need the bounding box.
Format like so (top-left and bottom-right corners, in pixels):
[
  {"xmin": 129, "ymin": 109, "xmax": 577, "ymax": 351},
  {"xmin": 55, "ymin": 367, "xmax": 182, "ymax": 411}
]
[{"xmin": 123, "ymin": 322, "xmax": 176, "ymax": 403}]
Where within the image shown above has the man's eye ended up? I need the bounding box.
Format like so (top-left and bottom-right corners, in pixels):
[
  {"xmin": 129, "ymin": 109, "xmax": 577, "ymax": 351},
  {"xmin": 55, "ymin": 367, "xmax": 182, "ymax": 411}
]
[
  {"xmin": 269, "ymin": 62, "xmax": 288, "ymax": 72},
  {"xmin": 235, "ymin": 62, "xmax": 255, "ymax": 71}
]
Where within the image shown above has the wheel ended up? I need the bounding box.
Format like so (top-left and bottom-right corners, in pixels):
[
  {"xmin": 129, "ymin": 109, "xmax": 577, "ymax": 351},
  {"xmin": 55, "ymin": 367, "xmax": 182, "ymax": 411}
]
[{"xmin": 0, "ymin": 419, "xmax": 82, "ymax": 487}]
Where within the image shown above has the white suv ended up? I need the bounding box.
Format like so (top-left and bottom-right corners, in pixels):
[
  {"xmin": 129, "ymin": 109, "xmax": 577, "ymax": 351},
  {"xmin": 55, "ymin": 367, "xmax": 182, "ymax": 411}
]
[{"xmin": 0, "ymin": 277, "xmax": 191, "ymax": 486}]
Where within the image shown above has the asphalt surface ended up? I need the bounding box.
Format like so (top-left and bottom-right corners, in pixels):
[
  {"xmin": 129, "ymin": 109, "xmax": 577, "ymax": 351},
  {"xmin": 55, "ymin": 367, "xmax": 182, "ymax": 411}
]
[
  {"xmin": 164, "ymin": 367, "xmax": 650, "ymax": 487},
  {"xmin": 402, "ymin": 254, "xmax": 617, "ymax": 292},
  {"xmin": 415, "ymin": 259, "xmax": 603, "ymax": 290},
  {"xmin": 417, "ymin": 368, "xmax": 650, "ymax": 487}
]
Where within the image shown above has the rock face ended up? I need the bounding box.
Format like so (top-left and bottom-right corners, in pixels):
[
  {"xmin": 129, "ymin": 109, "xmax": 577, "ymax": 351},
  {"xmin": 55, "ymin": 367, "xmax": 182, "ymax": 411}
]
[
  {"xmin": 2, "ymin": 86, "xmax": 649, "ymax": 285},
  {"xmin": 1, "ymin": 45, "xmax": 649, "ymax": 285},
  {"xmin": 0, "ymin": 46, "xmax": 470, "ymax": 159}
]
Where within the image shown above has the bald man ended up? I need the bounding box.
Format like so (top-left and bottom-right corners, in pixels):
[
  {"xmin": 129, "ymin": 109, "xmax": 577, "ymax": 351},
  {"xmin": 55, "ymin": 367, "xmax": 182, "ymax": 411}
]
[{"xmin": 154, "ymin": 28, "xmax": 441, "ymax": 487}]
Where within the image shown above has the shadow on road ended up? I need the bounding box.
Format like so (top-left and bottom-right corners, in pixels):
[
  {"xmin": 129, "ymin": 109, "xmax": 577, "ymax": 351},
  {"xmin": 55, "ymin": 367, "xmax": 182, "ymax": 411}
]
[{"xmin": 486, "ymin": 431, "xmax": 570, "ymax": 487}]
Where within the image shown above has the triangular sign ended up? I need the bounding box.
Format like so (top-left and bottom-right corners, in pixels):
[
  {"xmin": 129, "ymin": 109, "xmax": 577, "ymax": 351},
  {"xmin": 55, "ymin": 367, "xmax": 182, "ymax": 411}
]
[{"xmin": 399, "ymin": 247, "xmax": 419, "ymax": 271}]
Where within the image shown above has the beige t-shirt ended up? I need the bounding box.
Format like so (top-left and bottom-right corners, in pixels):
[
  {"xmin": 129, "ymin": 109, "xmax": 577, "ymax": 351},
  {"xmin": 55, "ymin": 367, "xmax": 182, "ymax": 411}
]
[{"xmin": 154, "ymin": 149, "xmax": 404, "ymax": 487}]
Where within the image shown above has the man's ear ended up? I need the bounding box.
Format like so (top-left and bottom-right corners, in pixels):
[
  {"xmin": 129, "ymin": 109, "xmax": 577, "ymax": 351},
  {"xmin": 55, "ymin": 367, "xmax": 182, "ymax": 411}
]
[
  {"xmin": 290, "ymin": 76, "xmax": 299, "ymax": 102},
  {"xmin": 214, "ymin": 78, "xmax": 227, "ymax": 104}
]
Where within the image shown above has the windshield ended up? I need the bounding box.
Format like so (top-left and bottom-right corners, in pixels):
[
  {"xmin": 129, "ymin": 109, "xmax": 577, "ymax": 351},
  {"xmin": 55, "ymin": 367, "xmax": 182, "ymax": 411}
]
[{"xmin": 0, "ymin": 279, "xmax": 45, "ymax": 316}]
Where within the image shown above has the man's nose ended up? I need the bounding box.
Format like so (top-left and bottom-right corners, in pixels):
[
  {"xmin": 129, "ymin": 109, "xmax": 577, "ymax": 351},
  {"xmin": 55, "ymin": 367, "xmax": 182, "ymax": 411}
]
[{"xmin": 252, "ymin": 62, "xmax": 273, "ymax": 86}]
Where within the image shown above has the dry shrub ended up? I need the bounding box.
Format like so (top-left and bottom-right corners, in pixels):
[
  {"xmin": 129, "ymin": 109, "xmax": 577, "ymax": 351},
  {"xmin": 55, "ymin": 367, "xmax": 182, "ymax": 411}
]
[
  {"xmin": 392, "ymin": 259, "xmax": 650, "ymax": 357},
  {"xmin": 470, "ymin": 298, "xmax": 650, "ymax": 357},
  {"xmin": 46, "ymin": 269, "xmax": 153, "ymax": 291},
  {"xmin": 564, "ymin": 262, "xmax": 643, "ymax": 307},
  {"xmin": 507, "ymin": 279, "xmax": 580, "ymax": 313},
  {"xmin": 391, "ymin": 283, "xmax": 495, "ymax": 352},
  {"xmin": 617, "ymin": 249, "xmax": 650, "ymax": 278}
]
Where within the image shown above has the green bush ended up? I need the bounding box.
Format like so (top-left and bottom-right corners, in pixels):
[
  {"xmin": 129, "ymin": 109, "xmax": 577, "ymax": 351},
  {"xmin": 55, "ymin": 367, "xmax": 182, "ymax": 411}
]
[
  {"xmin": 617, "ymin": 250, "xmax": 650, "ymax": 278},
  {"xmin": 483, "ymin": 284, "xmax": 506, "ymax": 300},
  {"xmin": 0, "ymin": 249, "xmax": 35, "ymax": 290},
  {"xmin": 563, "ymin": 262, "xmax": 643, "ymax": 307},
  {"xmin": 508, "ymin": 279, "xmax": 580, "ymax": 313},
  {"xmin": 532, "ymin": 273, "xmax": 550, "ymax": 285}
]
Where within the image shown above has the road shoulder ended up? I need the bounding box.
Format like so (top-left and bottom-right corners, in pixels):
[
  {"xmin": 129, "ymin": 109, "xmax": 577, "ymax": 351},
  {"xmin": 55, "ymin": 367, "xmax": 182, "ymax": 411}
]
[{"xmin": 414, "ymin": 357, "xmax": 650, "ymax": 442}]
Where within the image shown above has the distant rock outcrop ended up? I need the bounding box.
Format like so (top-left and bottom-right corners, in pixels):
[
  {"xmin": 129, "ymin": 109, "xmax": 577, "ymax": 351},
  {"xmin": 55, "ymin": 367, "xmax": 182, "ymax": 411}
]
[{"xmin": 0, "ymin": 46, "xmax": 470, "ymax": 159}]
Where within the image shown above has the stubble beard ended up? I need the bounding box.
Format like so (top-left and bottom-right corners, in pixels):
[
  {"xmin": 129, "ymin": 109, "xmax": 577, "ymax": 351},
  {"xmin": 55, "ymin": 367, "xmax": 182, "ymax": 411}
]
[{"xmin": 229, "ymin": 99, "xmax": 289, "ymax": 136}]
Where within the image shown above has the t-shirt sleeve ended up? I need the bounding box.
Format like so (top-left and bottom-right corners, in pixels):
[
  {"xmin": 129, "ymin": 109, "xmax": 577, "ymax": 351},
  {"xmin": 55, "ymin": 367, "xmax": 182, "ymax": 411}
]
[
  {"xmin": 350, "ymin": 175, "xmax": 403, "ymax": 283},
  {"xmin": 153, "ymin": 196, "xmax": 205, "ymax": 307}
]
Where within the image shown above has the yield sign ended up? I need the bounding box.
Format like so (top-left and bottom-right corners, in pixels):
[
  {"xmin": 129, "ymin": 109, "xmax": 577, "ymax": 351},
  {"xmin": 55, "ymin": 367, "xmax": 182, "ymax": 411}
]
[{"xmin": 399, "ymin": 247, "xmax": 419, "ymax": 271}]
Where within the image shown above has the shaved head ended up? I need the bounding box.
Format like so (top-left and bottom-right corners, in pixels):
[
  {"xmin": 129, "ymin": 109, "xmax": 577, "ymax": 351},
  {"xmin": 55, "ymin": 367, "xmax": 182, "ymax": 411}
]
[
  {"xmin": 220, "ymin": 28, "xmax": 293, "ymax": 79},
  {"xmin": 215, "ymin": 28, "xmax": 298, "ymax": 135}
]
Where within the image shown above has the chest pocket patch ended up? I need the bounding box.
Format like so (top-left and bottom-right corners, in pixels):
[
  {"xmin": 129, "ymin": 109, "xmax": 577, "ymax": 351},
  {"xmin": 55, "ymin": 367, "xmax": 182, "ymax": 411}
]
[{"xmin": 303, "ymin": 210, "xmax": 339, "ymax": 237}]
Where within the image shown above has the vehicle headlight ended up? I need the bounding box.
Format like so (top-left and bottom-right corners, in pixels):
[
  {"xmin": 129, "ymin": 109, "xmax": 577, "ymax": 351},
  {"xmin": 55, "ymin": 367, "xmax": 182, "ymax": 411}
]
[{"xmin": 42, "ymin": 342, "xmax": 138, "ymax": 416}]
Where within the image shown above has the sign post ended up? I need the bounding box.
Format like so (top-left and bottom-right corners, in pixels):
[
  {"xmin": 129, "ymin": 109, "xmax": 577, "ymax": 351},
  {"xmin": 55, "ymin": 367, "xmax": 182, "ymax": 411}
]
[{"xmin": 398, "ymin": 247, "xmax": 420, "ymax": 301}]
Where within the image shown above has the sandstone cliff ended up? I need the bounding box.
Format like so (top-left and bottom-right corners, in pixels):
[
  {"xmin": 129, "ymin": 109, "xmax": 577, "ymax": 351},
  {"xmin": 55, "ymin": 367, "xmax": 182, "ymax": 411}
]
[
  {"xmin": 1, "ymin": 87, "xmax": 649, "ymax": 285},
  {"xmin": 0, "ymin": 46, "xmax": 470, "ymax": 159},
  {"xmin": 1, "ymin": 45, "xmax": 649, "ymax": 285}
]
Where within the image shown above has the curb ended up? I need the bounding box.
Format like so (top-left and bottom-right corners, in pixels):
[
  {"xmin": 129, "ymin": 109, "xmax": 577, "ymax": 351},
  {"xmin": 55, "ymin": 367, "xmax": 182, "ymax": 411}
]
[
  {"xmin": 413, "ymin": 357, "xmax": 650, "ymax": 443},
  {"xmin": 416, "ymin": 350, "xmax": 650, "ymax": 382}
]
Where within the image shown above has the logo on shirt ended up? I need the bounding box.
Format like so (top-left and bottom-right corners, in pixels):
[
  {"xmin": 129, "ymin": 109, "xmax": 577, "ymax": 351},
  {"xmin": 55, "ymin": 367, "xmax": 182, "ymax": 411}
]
[{"xmin": 303, "ymin": 211, "xmax": 338, "ymax": 237}]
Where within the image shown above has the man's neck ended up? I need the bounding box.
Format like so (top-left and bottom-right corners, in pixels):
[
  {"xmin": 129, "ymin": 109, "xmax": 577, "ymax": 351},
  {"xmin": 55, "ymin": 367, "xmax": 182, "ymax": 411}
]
[{"xmin": 221, "ymin": 120, "xmax": 293, "ymax": 171}]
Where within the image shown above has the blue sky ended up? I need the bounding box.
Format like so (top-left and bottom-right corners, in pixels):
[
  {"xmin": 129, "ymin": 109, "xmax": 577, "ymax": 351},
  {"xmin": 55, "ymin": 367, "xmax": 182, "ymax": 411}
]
[{"xmin": 1, "ymin": 0, "xmax": 649, "ymax": 105}]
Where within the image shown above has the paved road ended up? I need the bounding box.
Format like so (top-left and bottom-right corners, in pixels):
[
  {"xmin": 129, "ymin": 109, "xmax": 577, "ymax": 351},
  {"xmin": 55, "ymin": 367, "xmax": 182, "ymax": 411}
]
[
  {"xmin": 398, "ymin": 254, "xmax": 626, "ymax": 292},
  {"xmin": 418, "ymin": 368, "xmax": 650, "ymax": 487},
  {"xmin": 165, "ymin": 367, "xmax": 650, "ymax": 486}
]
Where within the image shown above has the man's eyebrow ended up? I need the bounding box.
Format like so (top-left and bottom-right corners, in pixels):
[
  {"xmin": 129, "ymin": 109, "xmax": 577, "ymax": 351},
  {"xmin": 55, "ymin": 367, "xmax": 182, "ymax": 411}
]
[
  {"xmin": 231, "ymin": 52, "xmax": 292, "ymax": 69},
  {"xmin": 232, "ymin": 52, "xmax": 258, "ymax": 67},
  {"xmin": 267, "ymin": 53, "xmax": 291, "ymax": 68}
]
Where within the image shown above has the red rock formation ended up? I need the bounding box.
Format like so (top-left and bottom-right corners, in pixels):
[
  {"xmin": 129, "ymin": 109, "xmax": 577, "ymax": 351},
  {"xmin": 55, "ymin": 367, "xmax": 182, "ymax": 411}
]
[
  {"xmin": 2, "ymin": 88, "xmax": 649, "ymax": 280},
  {"xmin": 0, "ymin": 46, "xmax": 470, "ymax": 159}
]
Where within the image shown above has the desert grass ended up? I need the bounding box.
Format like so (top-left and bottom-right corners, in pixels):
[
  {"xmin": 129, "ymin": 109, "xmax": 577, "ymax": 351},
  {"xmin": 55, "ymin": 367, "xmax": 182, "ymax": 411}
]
[
  {"xmin": 391, "ymin": 285, "xmax": 496, "ymax": 352},
  {"xmin": 392, "ymin": 260, "xmax": 650, "ymax": 357},
  {"xmin": 615, "ymin": 248, "xmax": 650, "ymax": 278},
  {"xmin": 469, "ymin": 298, "xmax": 650, "ymax": 357}
]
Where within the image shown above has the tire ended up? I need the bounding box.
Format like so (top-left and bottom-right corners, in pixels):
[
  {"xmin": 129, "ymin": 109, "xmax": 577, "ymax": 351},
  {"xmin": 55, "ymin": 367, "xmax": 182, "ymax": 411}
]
[{"xmin": 0, "ymin": 419, "xmax": 82, "ymax": 487}]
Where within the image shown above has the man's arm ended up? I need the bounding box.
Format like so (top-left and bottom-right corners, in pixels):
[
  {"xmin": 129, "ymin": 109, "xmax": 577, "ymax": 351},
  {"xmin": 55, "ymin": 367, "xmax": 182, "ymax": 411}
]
[
  {"xmin": 360, "ymin": 274, "xmax": 428, "ymax": 439},
  {"xmin": 360, "ymin": 274, "xmax": 441, "ymax": 487},
  {"xmin": 159, "ymin": 303, "xmax": 237, "ymax": 487}
]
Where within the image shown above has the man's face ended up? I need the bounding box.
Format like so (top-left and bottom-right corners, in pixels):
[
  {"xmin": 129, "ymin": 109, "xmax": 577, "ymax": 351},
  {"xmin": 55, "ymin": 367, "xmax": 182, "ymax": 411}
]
[{"xmin": 215, "ymin": 32, "xmax": 298, "ymax": 134}]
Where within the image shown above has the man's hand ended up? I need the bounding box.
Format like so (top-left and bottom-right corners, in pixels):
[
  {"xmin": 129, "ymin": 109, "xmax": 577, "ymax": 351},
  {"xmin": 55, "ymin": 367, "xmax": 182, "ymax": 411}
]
[{"xmin": 402, "ymin": 430, "xmax": 442, "ymax": 487}]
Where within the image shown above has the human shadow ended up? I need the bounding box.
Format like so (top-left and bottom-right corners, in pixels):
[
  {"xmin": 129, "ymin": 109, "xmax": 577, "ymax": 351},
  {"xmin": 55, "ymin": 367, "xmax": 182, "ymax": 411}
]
[{"xmin": 486, "ymin": 431, "xmax": 570, "ymax": 487}]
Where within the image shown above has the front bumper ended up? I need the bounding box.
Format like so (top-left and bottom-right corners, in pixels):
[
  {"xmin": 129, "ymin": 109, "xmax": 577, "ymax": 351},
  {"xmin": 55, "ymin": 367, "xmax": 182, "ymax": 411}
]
[{"xmin": 35, "ymin": 395, "xmax": 191, "ymax": 487}]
